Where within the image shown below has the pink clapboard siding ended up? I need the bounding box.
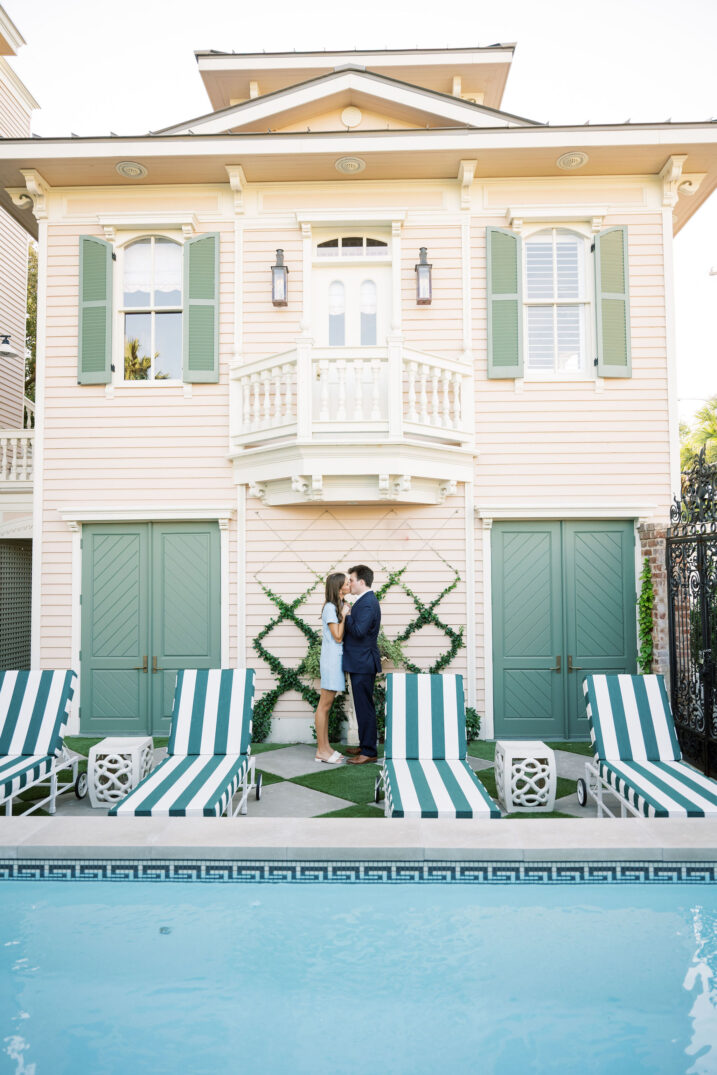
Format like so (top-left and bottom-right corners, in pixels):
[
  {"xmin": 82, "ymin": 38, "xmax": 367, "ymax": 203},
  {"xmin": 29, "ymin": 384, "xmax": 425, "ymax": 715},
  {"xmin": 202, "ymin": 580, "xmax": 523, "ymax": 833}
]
[
  {"xmin": 242, "ymin": 228, "xmax": 303, "ymax": 360},
  {"xmin": 38, "ymin": 221, "xmax": 238, "ymax": 667},
  {"xmin": 402, "ymin": 222, "xmax": 463, "ymax": 359},
  {"xmin": 471, "ymin": 213, "xmax": 671, "ymax": 514},
  {"xmin": 244, "ymin": 498, "xmax": 471, "ymax": 718}
]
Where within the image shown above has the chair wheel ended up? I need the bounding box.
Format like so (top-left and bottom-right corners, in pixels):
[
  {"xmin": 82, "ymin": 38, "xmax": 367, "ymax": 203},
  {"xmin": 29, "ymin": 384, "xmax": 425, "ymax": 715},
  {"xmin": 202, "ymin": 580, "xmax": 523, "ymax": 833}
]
[
  {"xmin": 255, "ymin": 772, "xmax": 262, "ymax": 801},
  {"xmin": 576, "ymin": 778, "xmax": 588, "ymax": 807},
  {"xmin": 75, "ymin": 772, "xmax": 88, "ymax": 799}
]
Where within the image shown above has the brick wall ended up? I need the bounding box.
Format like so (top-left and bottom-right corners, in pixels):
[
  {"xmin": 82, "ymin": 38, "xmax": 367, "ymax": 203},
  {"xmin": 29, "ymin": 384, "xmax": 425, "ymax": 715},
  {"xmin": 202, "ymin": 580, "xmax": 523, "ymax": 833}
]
[{"xmin": 637, "ymin": 522, "xmax": 669, "ymax": 679}]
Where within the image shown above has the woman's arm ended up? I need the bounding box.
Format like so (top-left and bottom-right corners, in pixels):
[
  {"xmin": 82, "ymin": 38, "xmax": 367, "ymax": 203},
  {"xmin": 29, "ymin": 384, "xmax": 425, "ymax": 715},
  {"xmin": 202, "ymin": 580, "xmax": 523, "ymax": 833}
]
[{"xmin": 328, "ymin": 603, "xmax": 347, "ymax": 642}]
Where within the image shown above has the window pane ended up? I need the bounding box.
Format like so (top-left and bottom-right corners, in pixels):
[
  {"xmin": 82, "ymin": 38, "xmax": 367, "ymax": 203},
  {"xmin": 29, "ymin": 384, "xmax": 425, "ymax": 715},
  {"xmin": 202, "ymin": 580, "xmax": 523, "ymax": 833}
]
[
  {"xmin": 329, "ymin": 314, "xmax": 345, "ymax": 346},
  {"xmin": 317, "ymin": 239, "xmax": 339, "ymax": 257},
  {"xmin": 556, "ymin": 305, "xmax": 584, "ymax": 371},
  {"xmin": 124, "ymin": 313, "xmax": 152, "ymax": 380},
  {"xmin": 360, "ymin": 279, "xmax": 377, "ymax": 346},
  {"xmin": 525, "ymin": 233, "xmax": 554, "ymax": 300},
  {"xmin": 154, "ymin": 312, "xmax": 182, "ymax": 380},
  {"xmin": 526, "ymin": 305, "xmax": 555, "ymax": 371},
  {"xmin": 342, "ymin": 236, "xmax": 363, "ymax": 250},
  {"xmin": 154, "ymin": 239, "xmax": 182, "ymax": 307},
  {"xmin": 123, "ymin": 239, "xmax": 151, "ymax": 307},
  {"xmin": 556, "ymin": 232, "xmax": 583, "ymax": 300},
  {"xmin": 366, "ymin": 238, "xmax": 387, "ymax": 249}
]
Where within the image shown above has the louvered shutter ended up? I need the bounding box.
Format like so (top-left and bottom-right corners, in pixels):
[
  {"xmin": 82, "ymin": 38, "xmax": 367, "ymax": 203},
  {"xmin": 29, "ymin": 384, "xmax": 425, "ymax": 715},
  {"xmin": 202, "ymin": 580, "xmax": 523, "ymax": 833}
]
[
  {"xmin": 183, "ymin": 233, "xmax": 219, "ymax": 383},
  {"xmin": 595, "ymin": 226, "xmax": 631, "ymax": 378},
  {"xmin": 78, "ymin": 236, "xmax": 113, "ymax": 384},
  {"xmin": 486, "ymin": 227, "xmax": 523, "ymax": 379}
]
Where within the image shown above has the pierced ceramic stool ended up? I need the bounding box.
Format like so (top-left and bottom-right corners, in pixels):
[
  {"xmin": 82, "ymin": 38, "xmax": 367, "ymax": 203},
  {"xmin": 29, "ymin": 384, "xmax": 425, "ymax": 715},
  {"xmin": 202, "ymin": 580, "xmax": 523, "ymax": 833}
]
[
  {"xmin": 494, "ymin": 740, "xmax": 557, "ymax": 813},
  {"xmin": 88, "ymin": 736, "xmax": 154, "ymax": 808}
]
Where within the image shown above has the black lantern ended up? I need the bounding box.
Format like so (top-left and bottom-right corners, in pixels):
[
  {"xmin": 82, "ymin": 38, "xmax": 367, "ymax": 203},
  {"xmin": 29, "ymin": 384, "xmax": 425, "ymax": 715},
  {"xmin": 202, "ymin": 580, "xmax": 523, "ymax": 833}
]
[
  {"xmin": 415, "ymin": 247, "xmax": 432, "ymax": 305},
  {"xmin": 271, "ymin": 249, "xmax": 289, "ymax": 306}
]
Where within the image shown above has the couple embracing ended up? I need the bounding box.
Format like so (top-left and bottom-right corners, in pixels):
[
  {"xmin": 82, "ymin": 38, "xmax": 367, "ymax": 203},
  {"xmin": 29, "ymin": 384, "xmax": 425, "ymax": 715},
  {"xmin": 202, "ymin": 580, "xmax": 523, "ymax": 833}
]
[{"xmin": 314, "ymin": 564, "xmax": 381, "ymax": 765}]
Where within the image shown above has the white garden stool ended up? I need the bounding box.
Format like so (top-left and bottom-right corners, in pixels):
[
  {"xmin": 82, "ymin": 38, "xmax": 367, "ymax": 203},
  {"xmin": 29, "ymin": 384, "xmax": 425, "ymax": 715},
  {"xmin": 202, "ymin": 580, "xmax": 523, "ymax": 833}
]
[
  {"xmin": 88, "ymin": 736, "xmax": 154, "ymax": 808},
  {"xmin": 494, "ymin": 740, "xmax": 557, "ymax": 813}
]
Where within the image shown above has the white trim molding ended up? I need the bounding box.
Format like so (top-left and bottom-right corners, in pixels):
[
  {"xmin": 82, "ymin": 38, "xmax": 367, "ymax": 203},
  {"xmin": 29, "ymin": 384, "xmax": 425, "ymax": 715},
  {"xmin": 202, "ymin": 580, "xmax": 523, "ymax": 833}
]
[
  {"xmin": 507, "ymin": 205, "xmax": 608, "ymax": 233},
  {"xmin": 296, "ymin": 209, "xmax": 406, "ymax": 228},
  {"xmin": 481, "ymin": 517, "xmax": 494, "ymax": 740},
  {"xmin": 60, "ymin": 506, "xmax": 235, "ymax": 528},
  {"xmin": 476, "ymin": 504, "xmax": 657, "ymax": 521},
  {"xmin": 98, "ymin": 212, "xmax": 199, "ymax": 238},
  {"xmin": 0, "ymin": 516, "xmax": 32, "ymax": 539}
]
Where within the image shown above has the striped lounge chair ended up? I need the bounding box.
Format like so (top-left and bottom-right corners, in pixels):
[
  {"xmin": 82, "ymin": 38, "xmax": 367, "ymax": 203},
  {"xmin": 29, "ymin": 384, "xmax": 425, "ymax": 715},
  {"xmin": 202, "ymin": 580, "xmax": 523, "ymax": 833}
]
[
  {"xmin": 578, "ymin": 673, "xmax": 717, "ymax": 818},
  {"xmin": 0, "ymin": 670, "xmax": 86, "ymax": 816},
  {"xmin": 109, "ymin": 669, "xmax": 260, "ymax": 818},
  {"xmin": 375, "ymin": 673, "xmax": 500, "ymax": 819}
]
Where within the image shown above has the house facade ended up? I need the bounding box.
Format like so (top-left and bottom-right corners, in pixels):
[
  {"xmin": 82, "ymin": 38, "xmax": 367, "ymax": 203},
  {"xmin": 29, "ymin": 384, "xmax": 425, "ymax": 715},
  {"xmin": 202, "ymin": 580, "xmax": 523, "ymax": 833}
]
[
  {"xmin": 0, "ymin": 5, "xmax": 37, "ymax": 670},
  {"xmin": 2, "ymin": 46, "xmax": 717, "ymax": 740}
]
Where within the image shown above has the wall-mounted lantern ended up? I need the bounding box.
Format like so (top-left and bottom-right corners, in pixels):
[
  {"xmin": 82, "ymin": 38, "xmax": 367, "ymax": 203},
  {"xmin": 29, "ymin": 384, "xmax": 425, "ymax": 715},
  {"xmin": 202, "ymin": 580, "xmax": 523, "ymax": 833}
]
[
  {"xmin": 0, "ymin": 333, "xmax": 19, "ymax": 358},
  {"xmin": 271, "ymin": 249, "xmax": 289, "ymax": 306},
  {"xmin": 415, "ymin": 247, "xmax": 432, "ymax": 305}
]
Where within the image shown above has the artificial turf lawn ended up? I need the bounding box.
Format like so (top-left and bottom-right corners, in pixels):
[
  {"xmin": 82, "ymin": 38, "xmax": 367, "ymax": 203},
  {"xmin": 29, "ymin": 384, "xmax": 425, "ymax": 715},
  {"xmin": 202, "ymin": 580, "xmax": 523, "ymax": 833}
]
[
  {"xmin": 318, "ymin": 804, "xmax": 385, "ymax": 818},
  {"xmin": 545, "ymin": 740, "xmax": 593, "ymax": 756},
  {"xmin": 290, "ymin": 762, "xmax": 379, "ymax": 805},
  {"xmin": 467, "ymin": 740, "xmax": 496, "ymax": 761}
]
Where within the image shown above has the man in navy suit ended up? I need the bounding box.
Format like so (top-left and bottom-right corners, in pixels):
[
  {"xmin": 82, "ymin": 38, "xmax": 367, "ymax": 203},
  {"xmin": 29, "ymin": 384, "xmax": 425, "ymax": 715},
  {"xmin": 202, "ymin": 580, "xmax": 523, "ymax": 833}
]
[{"xmin": 342, "ymin": 564, "xmax": 381, "ymax": 764}]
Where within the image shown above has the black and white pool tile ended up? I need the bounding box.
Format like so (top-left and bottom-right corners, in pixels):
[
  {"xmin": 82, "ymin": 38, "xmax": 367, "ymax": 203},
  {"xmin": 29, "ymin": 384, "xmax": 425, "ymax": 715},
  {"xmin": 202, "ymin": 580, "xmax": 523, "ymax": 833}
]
[{"xmin": 1, "ymin": 859, "xmax": 716, "ymax": 884}]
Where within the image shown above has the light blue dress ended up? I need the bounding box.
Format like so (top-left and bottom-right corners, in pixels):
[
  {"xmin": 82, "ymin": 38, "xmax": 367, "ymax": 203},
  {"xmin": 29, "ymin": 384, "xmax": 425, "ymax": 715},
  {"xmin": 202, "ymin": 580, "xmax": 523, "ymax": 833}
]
[{"xmin": 320, "ymin": 602, "xmax": 346, "ymax": 692}]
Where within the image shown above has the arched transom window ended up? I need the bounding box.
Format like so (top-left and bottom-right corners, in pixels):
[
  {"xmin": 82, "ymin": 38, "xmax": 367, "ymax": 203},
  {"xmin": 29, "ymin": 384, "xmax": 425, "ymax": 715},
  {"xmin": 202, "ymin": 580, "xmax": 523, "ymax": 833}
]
[{"xmin": 317, "ymin": 236, "xmax": 388, "ymax": 258}]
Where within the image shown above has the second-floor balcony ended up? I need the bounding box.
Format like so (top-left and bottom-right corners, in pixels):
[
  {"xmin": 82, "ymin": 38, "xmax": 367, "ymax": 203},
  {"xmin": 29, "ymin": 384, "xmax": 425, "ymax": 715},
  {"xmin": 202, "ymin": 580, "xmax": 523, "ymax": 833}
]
[
  {"xmin": 1, "ymin": 399, "xmax": 35, "ymax": 497},
  {"xmin": 229, "ymin": 345, "xmax": 475, "ymax": 505}
]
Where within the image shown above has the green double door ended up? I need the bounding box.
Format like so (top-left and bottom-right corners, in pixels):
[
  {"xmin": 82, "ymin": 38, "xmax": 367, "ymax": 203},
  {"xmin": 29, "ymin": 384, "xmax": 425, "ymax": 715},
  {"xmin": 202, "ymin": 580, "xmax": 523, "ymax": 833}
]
[
  {"xmin": 492, "ymin": 521, "xmax": 637, "ymax": 740},
  {"xmin": 80, "ymin": 522, "xmax": 221, "ymax": 736}
]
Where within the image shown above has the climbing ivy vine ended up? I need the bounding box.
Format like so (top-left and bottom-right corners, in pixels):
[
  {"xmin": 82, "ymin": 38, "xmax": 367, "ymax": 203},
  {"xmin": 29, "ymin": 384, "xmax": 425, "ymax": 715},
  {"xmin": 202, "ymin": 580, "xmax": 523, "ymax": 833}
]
[
  {"xmin": 637, "ymin": 556, "xmax": 655, "ymax": 675},
  {"xmin": 251, "ymin": 562, "xmax": 473, "ymax": 742}
]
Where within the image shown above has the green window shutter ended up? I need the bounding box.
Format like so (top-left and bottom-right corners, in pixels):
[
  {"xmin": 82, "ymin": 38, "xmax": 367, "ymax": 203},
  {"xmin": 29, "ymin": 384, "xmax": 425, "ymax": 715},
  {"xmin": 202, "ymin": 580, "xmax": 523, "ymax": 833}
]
[
  {"xmin": 183, "ymin": 232, "xmax": 219, "ymax": 383},
  {"xmin": 595, "ymin": 226, "xmax": 631, "ymax": 378},
  {"xmin": 78, "ymin": 236, "xmax": 113, "ymax": 384},
  {"xmin": 486, "ymin": 226, "xmax": 523, "ymax": 379}
]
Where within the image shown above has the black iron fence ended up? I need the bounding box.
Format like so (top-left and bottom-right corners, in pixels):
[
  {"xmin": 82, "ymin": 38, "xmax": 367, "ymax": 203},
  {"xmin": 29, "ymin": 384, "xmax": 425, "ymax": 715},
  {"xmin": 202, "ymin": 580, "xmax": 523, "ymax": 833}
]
[{"xmin": 667, "ymin": 449, "xmax": 717, "ymax": 776}]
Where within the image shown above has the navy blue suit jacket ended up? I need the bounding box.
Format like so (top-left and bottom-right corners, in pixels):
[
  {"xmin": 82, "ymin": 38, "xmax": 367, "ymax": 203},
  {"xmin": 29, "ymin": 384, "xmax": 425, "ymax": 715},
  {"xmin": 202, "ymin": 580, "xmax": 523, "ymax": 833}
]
[{"xmin": 342, "ymin": 591, "xmax": 381, "ymax": 675}]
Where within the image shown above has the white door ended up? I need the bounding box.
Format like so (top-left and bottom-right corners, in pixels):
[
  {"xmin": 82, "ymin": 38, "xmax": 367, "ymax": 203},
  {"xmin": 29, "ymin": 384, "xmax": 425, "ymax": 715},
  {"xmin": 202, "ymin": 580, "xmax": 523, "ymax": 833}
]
[{"xmin": 312, "ymin": 265, "xmax": 392, "ymax": 348}]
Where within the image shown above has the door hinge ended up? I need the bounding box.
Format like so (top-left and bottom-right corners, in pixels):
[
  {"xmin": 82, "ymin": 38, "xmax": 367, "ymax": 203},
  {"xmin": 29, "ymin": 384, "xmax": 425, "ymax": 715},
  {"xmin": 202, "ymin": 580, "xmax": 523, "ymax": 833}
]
[
  {"xmin": 79, "ymin": 593, "xmax": 82, "ymax": 605},
  {"xmin": 590, "ymin": 242, "xmax": 595, "ymax": 253},
  {"xmin": 110, "ymin": 363, "xmax": 115, "ymax": 372},
  {"xmin": 111, "ymin": 252, "xmax": 117, "ymax": 261},
  {"xmin": 594, "ymin": 357, "xmax": 599, "ymax": 366}
]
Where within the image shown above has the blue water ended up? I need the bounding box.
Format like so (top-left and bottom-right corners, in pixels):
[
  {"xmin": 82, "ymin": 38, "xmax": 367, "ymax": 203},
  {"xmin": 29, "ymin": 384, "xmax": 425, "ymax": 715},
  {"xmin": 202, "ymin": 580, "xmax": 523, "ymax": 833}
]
[{"xmin": 1, "ymin": 881, "xmax": 717, "ymax": 1074}]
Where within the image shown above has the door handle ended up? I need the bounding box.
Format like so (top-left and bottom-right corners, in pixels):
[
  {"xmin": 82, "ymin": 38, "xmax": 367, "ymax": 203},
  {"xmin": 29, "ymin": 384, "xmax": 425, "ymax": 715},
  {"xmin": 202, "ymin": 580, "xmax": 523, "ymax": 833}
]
[
  {"xmin": 152, "ymin": 656, "xmax": 163, "ymax": 674},
  {"xmin": 133, "ymin": 655, "xmax": 148, "ymax": 673},
  {"xmin": 568, "ymin": 655, "xmax": 583, "ymax": 673},
  {"xmin": 550, "ymin": 655, "xmax": 561, "ymax": 673}
]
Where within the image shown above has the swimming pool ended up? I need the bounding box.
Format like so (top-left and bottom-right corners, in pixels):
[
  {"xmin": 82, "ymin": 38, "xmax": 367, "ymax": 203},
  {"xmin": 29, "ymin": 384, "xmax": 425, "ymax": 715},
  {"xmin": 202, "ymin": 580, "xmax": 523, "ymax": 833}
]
[{"xmin": 2, "ymin": 876, "xmax": 716, "ymax": 1074}]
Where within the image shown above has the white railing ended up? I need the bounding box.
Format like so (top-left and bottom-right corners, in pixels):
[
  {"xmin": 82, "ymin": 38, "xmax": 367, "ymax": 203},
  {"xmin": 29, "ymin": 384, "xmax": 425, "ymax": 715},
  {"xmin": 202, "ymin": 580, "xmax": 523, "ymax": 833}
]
[
  {"xmin": 23, "ymin": 397, "xmax": 35, "ymax": 429},
  {"xmin": 231, "ymin": 345, "xmax": 471, "ymax": 449},
  {"xmin": 0, "ymin": 431, "xmax": 33, "ymax": 483}
]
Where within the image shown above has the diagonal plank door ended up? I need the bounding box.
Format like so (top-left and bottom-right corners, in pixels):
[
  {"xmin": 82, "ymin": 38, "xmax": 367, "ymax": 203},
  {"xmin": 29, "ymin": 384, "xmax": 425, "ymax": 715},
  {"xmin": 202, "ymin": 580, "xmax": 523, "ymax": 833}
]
[
  {"xmin": 563, "ymin": 521, "xmax": 636, "ymax": 739},
  {"xmin": 492, "ymin": 522, "xmax": 565, "ymax": 739},
  {"xmin": 81, "ymin": 524, "xmax": 151, "ymax": 735}
]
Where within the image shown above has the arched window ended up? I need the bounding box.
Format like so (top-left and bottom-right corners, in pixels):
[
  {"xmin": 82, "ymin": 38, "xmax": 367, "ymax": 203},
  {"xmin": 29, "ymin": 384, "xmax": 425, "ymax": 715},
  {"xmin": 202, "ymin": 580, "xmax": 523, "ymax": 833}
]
[
  {"xmin": 122, "ymin": 236, "xmax": 182, "ymax": 380},
  {"xmin": 524, "ymin": 228, "xmax": 588, "ymax": 374},
  {"xmin": 360, "ymin": 279, "xmax": 377, "ymax": 346},
  {"xmin": 328, "ymin": 280, "xmax": 345, "ymax": 346},
  {"xmin": 317, "ymin": 236, "xmax": 388, "ymax": 258}
]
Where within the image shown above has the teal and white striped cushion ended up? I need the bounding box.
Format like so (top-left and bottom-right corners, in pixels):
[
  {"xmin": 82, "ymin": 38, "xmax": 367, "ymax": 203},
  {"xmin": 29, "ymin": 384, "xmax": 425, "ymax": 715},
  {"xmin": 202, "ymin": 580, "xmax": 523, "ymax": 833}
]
[
  {"xmin": 0, "ymin": 755, "xmax": 54, "ymax": 805},
  {"xmin": 384, "ymin": 759, "xmax": 500, "ymax": 819},
  {"xmin": 583, "ymin": 674, "xmax": 681, "ymax": 762},
  {"xmin": 0, "ymin": 671, "xmax": 76, "ymax": 757},
  {"xmin": 599, "ymin": 759, "xmax": 717, "ymax": 818},
  {"xmin": 168, "ymin": 669, "xmax": 255, "ymax": 756},
  {"xmin": 108, "ymin": 754, "xmax": 249, "ymax": 818},
  {"xmin": 385, "ymin": 673, "xmax": 466, "ymax": 760}
]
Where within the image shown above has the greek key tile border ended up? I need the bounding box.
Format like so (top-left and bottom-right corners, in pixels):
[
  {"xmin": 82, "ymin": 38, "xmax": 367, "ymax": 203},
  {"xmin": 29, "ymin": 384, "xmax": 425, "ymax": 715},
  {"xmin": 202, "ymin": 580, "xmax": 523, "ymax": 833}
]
[{"xmin": 0, "ymin": 860, "xmax": 716, "ymax": 884}]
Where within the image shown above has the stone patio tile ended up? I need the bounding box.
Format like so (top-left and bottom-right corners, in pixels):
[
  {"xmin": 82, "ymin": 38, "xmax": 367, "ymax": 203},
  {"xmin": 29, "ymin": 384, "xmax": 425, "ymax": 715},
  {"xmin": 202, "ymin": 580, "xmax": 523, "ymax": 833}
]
[
  {"xmin": 252, "ymin": 744, "xmax": 328, "ymax": 779},
  {"xmin": 240, "ymin": 779, "xmax": 350, "ymax": 819},
  {"xmin": 553, "ymin": 750, "xmax": 592, "ymax": 781},
  {"xmin": 554, "ymin": 792, "xmax": 597, "ymax": 819},
  {"xmin": 466, "ymin": 757, "xmax": 494, "ymax": 773}
]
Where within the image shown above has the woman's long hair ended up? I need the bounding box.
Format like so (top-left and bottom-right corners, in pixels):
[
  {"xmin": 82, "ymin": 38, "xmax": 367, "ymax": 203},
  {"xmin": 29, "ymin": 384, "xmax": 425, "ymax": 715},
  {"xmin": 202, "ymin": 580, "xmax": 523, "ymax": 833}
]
[{"xmin": 324, "ymin": 572, "xmax": 346, "ymax": 622}]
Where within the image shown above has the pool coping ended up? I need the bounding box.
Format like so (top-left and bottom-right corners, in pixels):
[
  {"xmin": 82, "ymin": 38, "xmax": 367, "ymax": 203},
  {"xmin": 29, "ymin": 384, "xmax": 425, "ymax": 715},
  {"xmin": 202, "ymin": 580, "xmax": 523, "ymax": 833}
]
[{"xmin": 1, "ymin": 816, "xmax": 717, "ymax": 862}]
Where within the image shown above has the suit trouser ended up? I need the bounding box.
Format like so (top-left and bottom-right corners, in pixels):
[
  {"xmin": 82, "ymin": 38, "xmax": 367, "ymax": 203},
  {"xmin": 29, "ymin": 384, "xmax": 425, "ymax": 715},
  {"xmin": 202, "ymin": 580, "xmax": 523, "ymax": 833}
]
[{"xmin": 348, "ymin": 672, "xmax": 378, "ymax": 757}]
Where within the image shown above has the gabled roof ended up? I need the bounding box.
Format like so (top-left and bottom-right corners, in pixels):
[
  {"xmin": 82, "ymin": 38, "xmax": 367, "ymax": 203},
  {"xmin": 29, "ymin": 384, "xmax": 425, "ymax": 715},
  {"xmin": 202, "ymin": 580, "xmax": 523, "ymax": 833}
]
[
  {"xmin": 158, "ymin": 67, "xmax": 539, "ymax": 136},
  {"xmin": 195, "ymin": 45, "xmax": 516, "ymax": 112},
  {"xmin": 0, "ymin": 5, "xmax": 24, "ymax": 57}
]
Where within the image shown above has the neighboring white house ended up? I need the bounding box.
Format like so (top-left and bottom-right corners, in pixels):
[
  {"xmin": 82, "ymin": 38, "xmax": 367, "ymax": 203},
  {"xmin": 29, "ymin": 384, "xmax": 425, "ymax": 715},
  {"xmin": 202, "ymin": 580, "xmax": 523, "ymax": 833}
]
[
  {"xmin": 1, "ymin": 45, "xmax": 717, "ymax": 738},
  {"xmin": 0, "ymin": 4, "xmax": 36, "ymax": 669}
]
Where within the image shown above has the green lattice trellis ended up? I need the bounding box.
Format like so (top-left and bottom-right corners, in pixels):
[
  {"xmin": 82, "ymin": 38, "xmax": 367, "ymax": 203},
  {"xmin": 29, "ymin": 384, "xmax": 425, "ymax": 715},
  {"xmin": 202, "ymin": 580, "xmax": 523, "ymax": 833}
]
[{"xmin": 251, "ymin": 562, "xmax": 468, "ymax": 742}]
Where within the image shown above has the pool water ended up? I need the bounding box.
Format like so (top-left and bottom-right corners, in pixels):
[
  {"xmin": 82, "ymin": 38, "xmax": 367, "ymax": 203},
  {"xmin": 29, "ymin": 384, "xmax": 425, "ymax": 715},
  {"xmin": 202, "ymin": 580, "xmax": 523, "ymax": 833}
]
[{"xmin": 2, "ymin": 881, "xmax": 717, "ymax": 1074}]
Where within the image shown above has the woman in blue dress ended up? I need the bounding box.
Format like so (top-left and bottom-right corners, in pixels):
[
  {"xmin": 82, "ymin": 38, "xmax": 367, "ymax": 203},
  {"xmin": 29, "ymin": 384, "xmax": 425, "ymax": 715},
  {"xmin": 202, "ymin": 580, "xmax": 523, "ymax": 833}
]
[{"xmin": 314, "ymin": 571, "xmax": 350, "ymax": 763}]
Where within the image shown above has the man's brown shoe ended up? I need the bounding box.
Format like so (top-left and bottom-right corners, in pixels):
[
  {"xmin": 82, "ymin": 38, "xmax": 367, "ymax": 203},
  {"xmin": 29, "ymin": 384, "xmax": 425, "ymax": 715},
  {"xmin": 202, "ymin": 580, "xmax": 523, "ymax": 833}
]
[
  {"xmin": 344, "ymin": 747, "xmax": 362, "ymax": 756},
  {"xmin": 346, "ymin": 754, "xmax": 377, "ymax": 765}
]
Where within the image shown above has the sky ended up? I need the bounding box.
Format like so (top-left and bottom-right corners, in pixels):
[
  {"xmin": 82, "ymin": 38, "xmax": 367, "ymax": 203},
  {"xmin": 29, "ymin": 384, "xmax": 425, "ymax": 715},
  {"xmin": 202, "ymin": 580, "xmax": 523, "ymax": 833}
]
[{"xmin": 8, "ymin": 0, "xmax": 717, "ymax": 423}]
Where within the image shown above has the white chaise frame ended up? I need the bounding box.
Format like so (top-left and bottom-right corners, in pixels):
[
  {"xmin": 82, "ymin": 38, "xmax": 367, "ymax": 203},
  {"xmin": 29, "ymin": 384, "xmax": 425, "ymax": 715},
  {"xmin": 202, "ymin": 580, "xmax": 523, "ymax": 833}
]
[
  {"xmin": 2, "ymin": 745, "xmax": 85, "ymax": 817},
  {"xmin": 580, "ymin": 759, "xmax": 642, "ymax": 818}
]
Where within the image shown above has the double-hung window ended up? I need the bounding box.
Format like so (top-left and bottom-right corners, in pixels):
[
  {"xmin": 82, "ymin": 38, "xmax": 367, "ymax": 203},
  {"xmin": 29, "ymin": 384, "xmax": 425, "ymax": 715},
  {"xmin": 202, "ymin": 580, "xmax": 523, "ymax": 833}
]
[
  {"xmin": 121, "ymin": 237, "xmax": 183, "ymax": 381},
  {"xmin": 524, "ymin": 228, "xmax": 590, "ymax": 376}
]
